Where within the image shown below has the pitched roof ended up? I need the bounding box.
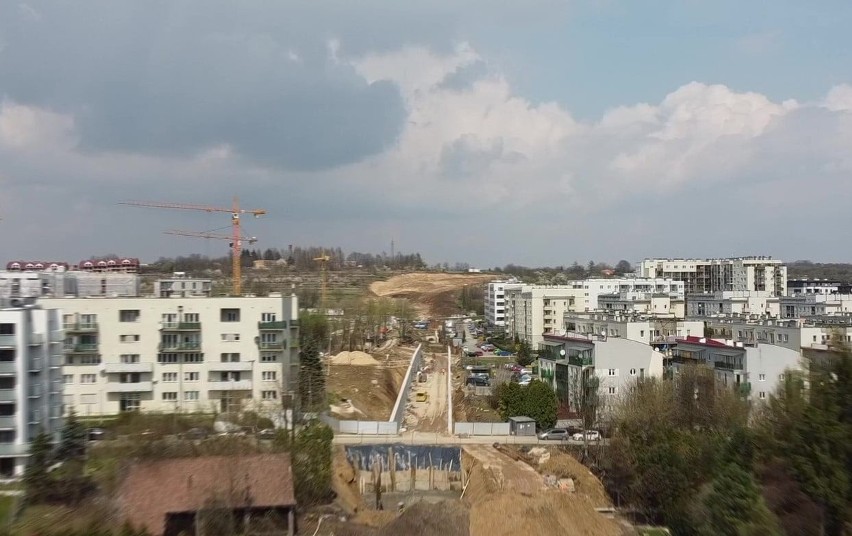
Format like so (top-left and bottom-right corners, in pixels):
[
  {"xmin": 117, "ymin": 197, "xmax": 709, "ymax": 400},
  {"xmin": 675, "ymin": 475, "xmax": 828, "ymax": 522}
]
[
  {"xmin": 678, "ymin": 336, "xmax": 733, "ymax": 348},
  {"xmin": 118, "ymin": 453, "xmax": 294, "ymax": 535}
]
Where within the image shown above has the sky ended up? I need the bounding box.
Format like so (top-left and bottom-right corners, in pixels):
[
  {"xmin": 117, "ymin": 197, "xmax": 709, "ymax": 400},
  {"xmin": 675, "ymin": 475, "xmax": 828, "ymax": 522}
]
[{"xmin": 1, "ymin": 0, "xmax": 851, "ymax": 268}]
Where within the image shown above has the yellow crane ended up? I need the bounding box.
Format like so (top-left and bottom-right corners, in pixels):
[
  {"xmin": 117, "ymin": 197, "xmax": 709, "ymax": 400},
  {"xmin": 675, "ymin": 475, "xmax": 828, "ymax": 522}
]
[
  {"xmin": 119, "ymin": 197, "xmax": 266, "ymax": 296},
  {"xmin": 313, "ymin": 251, "xmax": 331, "ymax": 310}
]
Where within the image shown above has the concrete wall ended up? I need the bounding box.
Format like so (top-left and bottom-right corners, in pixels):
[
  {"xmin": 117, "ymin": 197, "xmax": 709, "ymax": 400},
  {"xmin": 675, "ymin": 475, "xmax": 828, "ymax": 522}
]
[
  {"xmin": 389, "ymin": 343, "xmax": 423, "ymax": 429},
  {"xmin": 346, "ymin": 445, "xmax": 463, "ymax": 493},
  {"xmin": 454, "ymin": 422, "xmax": 511, "ymax": 436}
]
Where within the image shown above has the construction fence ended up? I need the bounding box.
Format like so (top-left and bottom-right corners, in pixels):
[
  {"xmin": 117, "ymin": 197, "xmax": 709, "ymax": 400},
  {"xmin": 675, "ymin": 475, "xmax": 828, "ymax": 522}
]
[{"xmin": 453, "ymin": 422, "xmax": 511, "ymax": 436}]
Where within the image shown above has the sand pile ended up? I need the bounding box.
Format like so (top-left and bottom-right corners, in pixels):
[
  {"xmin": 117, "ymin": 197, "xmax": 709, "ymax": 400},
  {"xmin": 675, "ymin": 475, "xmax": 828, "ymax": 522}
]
[
  {"xmin": 332, "ymin": 351, "xmax": 380, "ymax": 366},
  {"xmin": 539, "ymin": 451, "xmax": 612, "ymax": 507},
  {"xmin": 379, "ymin": 501, "xmax": 469, "ymax": 536}
]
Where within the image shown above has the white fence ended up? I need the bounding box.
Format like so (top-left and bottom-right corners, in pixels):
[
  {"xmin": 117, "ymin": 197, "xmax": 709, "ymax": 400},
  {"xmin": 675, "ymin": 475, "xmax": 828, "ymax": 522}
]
[{"xmin": 453, "ymin": 422, "xmax": 511, "ymax": 436}]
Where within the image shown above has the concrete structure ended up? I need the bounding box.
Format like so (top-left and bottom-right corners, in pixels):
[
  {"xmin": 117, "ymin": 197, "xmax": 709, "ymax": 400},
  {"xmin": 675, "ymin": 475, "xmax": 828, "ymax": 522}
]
[
  {"xmin": 686, "ymin": 291, "xmax": 779, "ymax": 318},
  {"xmin": 704, "ymin": 316, "xmax": 852, "ymax": 353},
  {"xmin": 505, "ymin": 278, "xmax": 685, "ymax": 346},
  {"xmin": 787, "ymin": 279, "xmax": 851, "ymax": 296},
  {"xmin": 484, "ymin": 280, "xmax": 522, "ymax": 327},
  {"xmin": 598, "ymin": 291, "xmax": 685, "ymax": 317},
  {"xmin": 538, "ymin": 334, "xmax": 665, "ymax": 412},
  {"xmin": 155, "ymin": 273, "xmax": 213, "ymax": 298},
  {"xmin": 638, "ymin": 257, "xmax": 787, "ymax": 296},
  {"xmin": 563, "ymin": 312, "xmax": 705, "ymax": 346},
  {"xmin": 41, "ymin": 287, "xmax": 299, "ymax": 417},
  {"xmin": 670, "ymin": 336, "xmax": 802, "ymax": 403},
  {"xmin": 0, "ymin": 272, "xmax": 64, "ymax": 477}
]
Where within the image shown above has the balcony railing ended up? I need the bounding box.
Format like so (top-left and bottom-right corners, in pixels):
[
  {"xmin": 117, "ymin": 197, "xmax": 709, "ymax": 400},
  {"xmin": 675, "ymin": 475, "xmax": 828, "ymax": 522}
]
[
  {"xmin": 28, "ymin": 358, "xmax": 42, "ymax": 372},
  {"xmin": 28, "ymin": 333, "xmax": 45, "ymax": 345},
  {"xmin": 258, "ymin": 321, "xmax": 287, "ymax": 330},
  {"xmin": 0, "ymin": 390, "xmax": 16, "ymax": 402},
  {"xmin": 65, "ymin": 343, "xmax": 99, "ymax": 353},
  {"xmin": 63, "ymin": 322, "xmax": 99, "ymax": 332},
  {"xmin": 102, "ymin": 362, "xmax": 155, "ymax": 374},
  {"xmin": 208, "ymin": 362, "xmax": 253, "ymax": 372},
  {"xmin": 0, "ymin": 335, "xmax": 16, "ymax": 348},
  {"xmin": 0, "ymin": 362, "xmax": 15, "ymax": 374},
  {"xmin": 158, "ymin": 342, "xmax": 201, "ymax": 352},
  {"xmin": 105, "ymin": 381, "xmax": 153, "ymax": 393},
  {"xmin": 737, "ymin": 382, "xmax": 751, "ymax": 396},
  {"xmin": 0, "ymin": 444, "xmax": 29, "ymax": 456},
  {"xmin": 50, "ymin": 356, "xmax": 63, "ymax": 368},
  {"xmin": 568, "ymin": 355, "xmax": 594, "ymax": 367},
  {"xmin": 207, "ymin": 380, "xmax": 253, "ymax": 391},
  {"xmin": 714, "ymin": 361, "xmax": 743, "ymax": 371},
  {"xmin": 160, "ymin": 322, "xmax": 202, "ymax": 331},
  {"xmin": 258, "ymin": 341, "xmax": 284, "ymax": 350},
  {"xmin": 0, "ymin": 416, "xmax": 16, "ymax": 429}
]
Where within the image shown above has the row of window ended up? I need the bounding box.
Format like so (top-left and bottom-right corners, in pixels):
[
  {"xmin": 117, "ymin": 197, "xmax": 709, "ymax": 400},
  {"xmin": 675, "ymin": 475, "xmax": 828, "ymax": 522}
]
[
  {"xmin": 108, "ymin": 333, "xmax": 282, "ymax": 343},
  {"xmin": 160, "ymin": 390, "xmax": 278, "ymax": 401},
  {"xmin": 102, "ymin": 310, "xmax": 281, "ymax": 323},
  {"xmin": 63, "ymin": 371, "xmax": 278, "ymax": 384}
]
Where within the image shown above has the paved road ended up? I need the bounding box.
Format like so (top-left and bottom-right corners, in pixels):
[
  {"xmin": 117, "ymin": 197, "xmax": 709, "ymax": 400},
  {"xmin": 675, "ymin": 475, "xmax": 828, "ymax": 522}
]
[{"xmin": 333, "ymin": 431, "xmax": 608, "ymax": 446}]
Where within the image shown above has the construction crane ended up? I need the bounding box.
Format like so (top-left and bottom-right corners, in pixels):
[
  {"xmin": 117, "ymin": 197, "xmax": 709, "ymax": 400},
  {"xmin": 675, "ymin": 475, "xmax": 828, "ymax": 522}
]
[
  {"xmin": 313, "ymin": 251, "xmax": 331, "ymax": 310},
  {"xmin": 119, "ymin": 197, "xmax": 266, "ymax": 296}
]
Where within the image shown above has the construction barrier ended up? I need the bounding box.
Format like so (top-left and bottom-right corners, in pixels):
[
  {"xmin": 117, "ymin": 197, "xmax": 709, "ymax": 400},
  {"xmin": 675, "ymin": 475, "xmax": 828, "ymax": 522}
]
[{"xmin": 453, "ymin": 422, "xmax": 511, "ymax": 436}]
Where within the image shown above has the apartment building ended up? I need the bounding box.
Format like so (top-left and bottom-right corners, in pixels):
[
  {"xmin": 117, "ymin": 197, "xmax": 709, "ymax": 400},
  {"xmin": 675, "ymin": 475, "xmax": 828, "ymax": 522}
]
[
  {"xmin": 41, "ymin": 291, "xmax": 300, "ymax": 417},
  {"xmin": 669, "ymin": 336, "xmax": 802, "ymax": 403},
  {"xmin": 686, "ymin": 291, "xmax": 780, "ymax": 318},
  {"xmin": 563, "ymin": 312, "xmax": 705, "ymax": 346},
  {"xmin": 598, "ymin": 291, "xmax": 685, "ymax": 317},
  {"xmin": 0, "ymin": 273, "xmax": 64, "ymax": 477},
  {"xmin": 484, "ymin": 280, "xmax": 522, "ymax": 327},
  {"xmin": 637, "ymin": 257, "xmax": 787, "ymax": 296},
  {"xmin": 787, "ymin": 279, "xmax": 851, "ymax": 296},
  {"xmin": 704, "ymin": 316, "xmax": 852, "ymax": 353},
  {"xmin": 538, "ymin": 334, "xmax": 665, "ymax": 412}
]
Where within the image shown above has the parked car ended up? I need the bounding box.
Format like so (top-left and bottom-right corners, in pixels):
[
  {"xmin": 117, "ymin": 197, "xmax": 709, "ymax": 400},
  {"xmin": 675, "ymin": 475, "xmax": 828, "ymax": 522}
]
[
  {"xmin": 538, "ymin": 428, "xmax": 570, "ymax": 440},
  {"xmin": 257, "ymin": 428, "xmax": 276, "ymax": 440},
  {"xmin": 571, "ymin": 430, "xmax": 601, "ymax": 441},
  {"xmin": 87, "ymin": 428, "xmax": 106, "ymax": 441},
  {"xmin": 495, "ymin": 350, "xmax": 513, "ymax": 357},
  {"xmin": 182, "ymin": 427, "xmax": 210, "ymax": 440}
]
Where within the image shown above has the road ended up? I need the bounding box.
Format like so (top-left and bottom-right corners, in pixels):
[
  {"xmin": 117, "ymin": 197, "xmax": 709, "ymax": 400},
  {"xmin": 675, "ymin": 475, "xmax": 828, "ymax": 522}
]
[{"xmin": 333, "ymin": 431, "xmax": 609, "ymax": 446}]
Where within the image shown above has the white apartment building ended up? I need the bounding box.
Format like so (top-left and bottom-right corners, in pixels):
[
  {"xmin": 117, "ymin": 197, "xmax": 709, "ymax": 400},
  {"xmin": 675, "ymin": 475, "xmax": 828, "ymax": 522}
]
[
  {"xmin": 670, "ymin": 336, "xmax": 802, "ymax": 403},
  {"xmin": 505, "ymin": 278, "xmax": 685, "ymax": 346},
  {"xmin": 41, "ymin": 292, "xmax": 300, "ymax": 417},
  {"xmin": 538, "ymin": 334, "xmax": 665, "ymax": 412},
  {"xmin": 638, "ymin": 257, "xmax": 787, "ymax": 296},
  {"xmin": 484, "ymin": 280, "xmax": 522, "ymax": 327},
  {"xmin": 0, "ymin": 273, "xmax": 64, "ymax": 477},
  {"xmin": 563, "ymin": 311, "xmax": 705, "ymax": 346},
  {"xmin": 686, "ymin": 291, "xmax": 780, "ymax": 318},
  {"xmin": 704, "ymin": 316, "xmax": 852, "ymax": 353},
  {"xmin": 598, "ymin": 292, "xmax": 685, "ymax": 317},
  {"xmin": 787, "ymin": 279, "xmax": 849, "ymax": 296}
]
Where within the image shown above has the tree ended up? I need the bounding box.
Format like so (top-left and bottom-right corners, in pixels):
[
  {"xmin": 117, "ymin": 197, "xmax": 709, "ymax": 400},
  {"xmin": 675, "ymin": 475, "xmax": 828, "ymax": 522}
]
[
  {"xmin": 56, "ymin": 409, "xmax": 87, "ymax": 462},
  {"xmin": 24, "ymin": 431, "xmax": 54, "ymax": 503},
  {"xmin": 496, "ymin": 381, "xmax": 525, "ymax": 421},
  {"xmin": 299, "ymin": 312, "xmax": 329, "ymax": 411},
  {"xmin": 615, "ymin": 260, "xmax": 633, "ymax": 274},
  {"xmin": 523, "ymin": 380, "xmax": 558, "ymax": 430},
  {"xmin": 703, "ymin": 463, "xmax": 781, "ymax": 536},
  {"xmin": 291, "ymin": 422, "xmax": 334, "ymax": 505},
  {"xmin": 515, "ymin": 340, "xmax": 533, "ymax": 367}
]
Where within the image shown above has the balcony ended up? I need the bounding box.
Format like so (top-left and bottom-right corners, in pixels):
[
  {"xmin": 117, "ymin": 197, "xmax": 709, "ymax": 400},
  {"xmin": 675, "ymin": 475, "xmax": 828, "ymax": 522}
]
[
  {"xmin": 0, "ymin": 335, "xmax": 16, "ymax": 348},
  {"xmin": 567, "ymin": 355, "xmax": 594, "ymax": 367},
  {"xmin": 50, "ymin": 330, "xmax": 65, "ymax": 343},
  {"xmin": 207, "ymin": 380, "xmax": 253, "ymax": 391},
  {"xmin": 63, "ymin": 322, "xmax": 99, "ymax": 332},
  {"xmin": 714, "ymin": 361, "xmax": 743, "ymax": 371},
  {"xmin": 208, "ymin": 362, "xmax": 253, "ymax": 372},
  {"xmin": 737, "ymin": 382, "xmax": 751, "ymax": 397},
  {"xmin": 258, "ymin": 341, "xmax": 284, "ymax": 350},
  {"xmin": 50, "ymin": 356, "xmax": 63, "ymax": 368},
  {"xmin": 0, "ymin": 444, "xmax": 29, "ymax": 456},
  {"xmin": 65, "ymin": 343, "xmax": 99, "ymax": 354},
  {"xmin": 160, "ymin": 322, "xmax": 202, "ymax": 331},
  {"xmin": 105, "ymin": 381, "xmax": 153, "ymax": 393},
  {"xmin": 158, "ymin": 342, "xmax": 201, "ymax": 352},
  {"xmin": 0, "ymin": 390, "xmax": 16, "ymax": 402},
  {"xmin": 103, "ymin": 362, "xmax": 154, "ymax": 374},
  {"xmin": 0, "ymin": 416, "xmax": 16, "ymax": 429},
  {"xmin": 28, "ymin": 358, "xmax": 42, "ymax": 372},
  {"xmin": 258, "ymin": 321, "xmax": 287, "ymax": 330},
  {"xmin": 0, "ymin": 362, "xmax": 16, "ymax": 374},
  {"xmin": 289, "ymin": 319, "xmax": 299, "ymax": 328},
  {"xmin": 28, "ymin": 333, "xmax": 45, "ymax": 345}
]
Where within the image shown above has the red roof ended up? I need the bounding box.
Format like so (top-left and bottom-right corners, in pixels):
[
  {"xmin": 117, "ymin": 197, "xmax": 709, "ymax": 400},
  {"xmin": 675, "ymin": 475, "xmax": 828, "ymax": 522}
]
[{"xmin": 677, "ymin": 336, "xmax": 732, "ymax": 348}]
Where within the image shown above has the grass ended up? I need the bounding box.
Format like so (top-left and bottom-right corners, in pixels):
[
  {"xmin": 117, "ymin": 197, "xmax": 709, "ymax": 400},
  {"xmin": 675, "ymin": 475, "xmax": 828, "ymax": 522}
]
[{"xmin": 0, "ymin": 495, "xmax": 17, "ymax": 526}]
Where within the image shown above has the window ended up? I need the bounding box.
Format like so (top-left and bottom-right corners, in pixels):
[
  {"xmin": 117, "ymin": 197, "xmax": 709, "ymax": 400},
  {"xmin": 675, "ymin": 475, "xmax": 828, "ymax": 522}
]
[
  {"xmin": 183, "ymin": 353, "xmax": 204, "ymax": 363},
  {"xmin": 220, "ymin": 308, "xmax": 241, "ymax": 322},
  {"xmin": 0, "ymin": 430, "xmax": 16, "ymax": 443},
  {"xmin": 162, "ymin": 372, "xmax": 177, "ymax": 383},
  {"xmin": 640, "ymin": 330, "xmax": 644, "ymax": 338},
  {"xmin": 629, "ymin": 368, "xmax": 637, "ymax": 376},
  {"xmin": 158, "ymin": 353, "xmax": 179, "ymax": 364},
  {"xmin": 120, "ymin": 394, "xmax": 141, "ymax": 412},
  {"xmin": 608, "ymin": 387, "xmax": 617, "ymax": 395},
  {"xmin": 184, "ymin": 313, "xmax": 199, "ymax": 322},
  {"xmin": 0, "ymin": 324, "xmax": 14, "ymax": 335},
  {"xmin": 184, "ymin": 372, "xmax": 199, "ymax": 382},
  {"xmin": 262, "ymin": 371, "xmax": 277, "ymax": 381},
  {"xmin": 119, "ymin": 310, "xmax": 140, "ymax": 322},
  {"xmin": 221, "ymin": 333, "xmax": 241, "ymax": 342},
  {"xmin": 80, "ymin": 374, "xmax": 97, "ymax": 384},
  {"xmin": 759, "ymin": 374, "xmax": 766, "ymax": 381},
  {"xmin": 260, "ymin": 353, "xmax": 278, "ymax": 363},
  {"xmin": 120, "ymin": 354, "xmax": 140, "ymax": 364},
  {"xmin": 759, "ymin": 392, "xmax": 766, "ymax": 400},
  {"xmin": 78, "ymin": 354, "xmax": 101, "ymax": 365},
  {"xmin": 608, "ymin": 369, "xmax": 617, "ymax": 376},
  {"xmin": 220, "ymin": 353, "xmax": 241, "ymax": 363},
  {"xmin": 63, "ymin": 374, "xmax": 74, "ymax": 384},
  {"xmin": 184, "ymin": 391, "xmax": 199, "ymax": 401},
  {"xmin": 162, "ymin": 392, "xmax": 177, "ymax": 401},
  {"xmin": 262, "ymin": 390, "xmax": 277, "ymax": 400},
  {"xmin": 261, "ymin": 312, "xmax": 277, "ymax": 322},
  {"xmin": 119, "ymin": 373, "xmax": 141, "ymax": 384},
  {"xmin": 120, "ymin": 334, "xmax": 140, "ymax": 343}
]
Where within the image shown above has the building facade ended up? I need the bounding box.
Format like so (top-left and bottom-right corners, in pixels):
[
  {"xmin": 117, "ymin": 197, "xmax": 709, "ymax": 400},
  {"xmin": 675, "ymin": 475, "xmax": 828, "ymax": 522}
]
[
  {"xmin": 598, "ymin": 292, "xmax": 685, "ymax": 317},
  {"xmin": 563, "ymin": 312, "xmax": 706, "ymax": 346},
  {"xmin": 484, "ymin": 280, "xmax": 521, "ymax": 327},
  {"xmin": 704, "ymin": 316, "xmax": 852, "ymax": 353},
  {"xmin": 41, "ymin": 292, "xmax": 300, "ymax": 417},
  {"xmin": 638, "ymin": 257, "xmax": 787, "ymax": 296},
  {"xmin": 0, "ymin": 273, "xmax": 65, "ymax": 477},
  {"xmin": 670, "ymin": 336, "xmax": 802, "ymax": 403}
]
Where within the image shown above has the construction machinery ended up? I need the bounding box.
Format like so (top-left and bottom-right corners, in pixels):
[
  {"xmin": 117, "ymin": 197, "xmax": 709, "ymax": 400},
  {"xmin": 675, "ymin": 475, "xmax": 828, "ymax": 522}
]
[
  {"xmin": 313, "ymin": 251, "xmax": 331, "ymax": 310},
  {"xmin": 119, "ymin": 197, "xmax": 266, "ymax": 296}
]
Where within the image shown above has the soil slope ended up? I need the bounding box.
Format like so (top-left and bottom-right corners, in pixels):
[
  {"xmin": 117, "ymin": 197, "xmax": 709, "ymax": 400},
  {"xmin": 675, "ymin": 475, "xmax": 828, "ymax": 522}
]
[{"xmin": 370, "ymin": 272, "xmax": 494, "ymax": 317}]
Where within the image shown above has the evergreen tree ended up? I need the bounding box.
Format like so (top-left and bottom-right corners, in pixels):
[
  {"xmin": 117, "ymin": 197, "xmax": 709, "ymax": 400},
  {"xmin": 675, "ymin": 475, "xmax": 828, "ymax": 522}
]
[
  {"xmin": 24, "ymin": 431, "xmax": 54, "ymax": 503},
  {"xmin": 56, "ymin": 409, "xmax": 87, "ymax": 462},
  {"xmin": 704, "ymin": 463, "xmax": 781, "ymax": 536}
]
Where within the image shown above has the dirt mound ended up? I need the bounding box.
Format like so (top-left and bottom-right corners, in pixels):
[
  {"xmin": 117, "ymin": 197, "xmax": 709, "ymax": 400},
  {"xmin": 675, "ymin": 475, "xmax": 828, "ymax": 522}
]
[
  {"xmin": 379, "ymin": 501, "xmax": 469, "ymax": 536},
  {"xmin": 370, "ymin": 272, "xmax": 494, "ymax": 317},
  {"xmin": 539, "ymin": 450, "xmax": 612, "ymax": 507},
  {"xmin": 332, "ymin": 351, "xmax": 380, "ymax": 366},
  {"xmin": 327, "ymin": 364, "xmax": 406, "ymax": 420},
  {"xmin": 332, "ymin": 446, "xmax": 364, "ymax": 515}
]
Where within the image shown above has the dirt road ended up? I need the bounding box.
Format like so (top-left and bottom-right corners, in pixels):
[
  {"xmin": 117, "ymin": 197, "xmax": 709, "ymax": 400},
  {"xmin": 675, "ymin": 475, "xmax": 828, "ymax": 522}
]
[{"xmin": 403, "ymin": 351, "xmax": 449, "ymax": 433}]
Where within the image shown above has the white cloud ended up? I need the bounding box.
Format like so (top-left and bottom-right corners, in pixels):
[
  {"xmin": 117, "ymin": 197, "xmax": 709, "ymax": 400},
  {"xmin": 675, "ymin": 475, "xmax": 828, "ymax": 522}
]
[
  {"xmin": 824, "ymin": 84, "xmax": 852, "ymax": 112},
  {"xmin": 0, "ymin": 100, "xmax": 75, "ymax": 150}
]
